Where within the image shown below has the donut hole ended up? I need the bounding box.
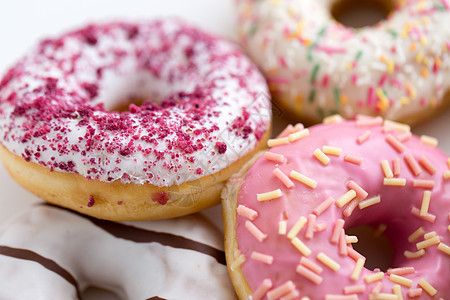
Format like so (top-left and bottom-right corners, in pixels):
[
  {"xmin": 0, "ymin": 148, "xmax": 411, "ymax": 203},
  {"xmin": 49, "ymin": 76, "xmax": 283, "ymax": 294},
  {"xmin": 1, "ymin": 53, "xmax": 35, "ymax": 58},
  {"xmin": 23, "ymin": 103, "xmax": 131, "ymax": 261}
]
[
  {"xmin": 345, "ymin": 224, "xmax": 393, "ymax": 272},
  {"xmin": 331, "ymin": 0, "xmax": 394, "ymax": 28}
]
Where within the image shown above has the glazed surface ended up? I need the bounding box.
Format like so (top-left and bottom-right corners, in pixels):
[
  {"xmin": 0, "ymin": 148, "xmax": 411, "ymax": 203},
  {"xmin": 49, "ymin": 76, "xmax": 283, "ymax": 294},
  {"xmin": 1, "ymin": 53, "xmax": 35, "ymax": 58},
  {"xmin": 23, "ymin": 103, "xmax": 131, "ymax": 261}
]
[
  {"xmin": 235, "ymin": 120, "xmax": 450, "ymax": 298},
  {"xmin": 0, "ymin": 19, "xmax": 270, "ymax": 186},
  {"xmin": 237, "ymin": 0, "xmax": 450, "ymax": 121}
]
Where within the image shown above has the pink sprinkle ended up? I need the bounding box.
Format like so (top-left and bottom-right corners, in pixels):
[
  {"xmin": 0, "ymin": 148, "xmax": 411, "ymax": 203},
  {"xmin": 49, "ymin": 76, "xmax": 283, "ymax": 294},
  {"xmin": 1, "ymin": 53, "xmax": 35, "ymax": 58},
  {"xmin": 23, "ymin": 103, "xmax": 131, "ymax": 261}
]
[
  {"xmin": 267, "ymin": 281, "xmax": 296, "ymax": 300},
  {"xmin": 412, "ymin": 179, "xmax": 435, "ymax": 189},
  {"xmin": 296, "ymin": 265, "xmax": 323, "ymax": 285},
  {"xmin": 420, "ymin": 97, "xmax": 427, "ymax": 106},
  {"xmin": 237, "ymin": 205, "xmax": 258, "ymax": 221},
  {"xmin": 300, "ymin": 256, "xmax": 323, "ymax": 274},
  {"xmin": 405, "ymin": 153, "xmax": 422, "ymax": 176},
  {"xmin": 379, "ymin": 74, "xmax": 387, "ymax": 86},
  {"xmin": 347, "ymin": 180, "xmax": 368, "ymax": 199},
  {"xmin": 356, "ymin": 115, "xmax": 382, "ymax": 127},
  {"xmin": 407, "ymin": 288, "xmax": 422, "ymax": 297},
  {"xmin": 351, "ymin": 73, "xmax": 358, "ymax": 85},
  {"xmin": 357, "ymin": 99, "xmax": 364, "ymax": 107},
  {"xmin": 313, "ymin": 196, "xmax": 335, "ymax": 216},
  {"xmin": 344, "ymin": 154, "xmax": 363, "ymax": 165},
  {"xmin": 411, "ymin": 207, "xmax": 436, "ymax": 223},
  {"xmin": 315, "ymin": 45, "xmax": 347, "ymax": 55},
  {"xmin": 343, "ymin": 284, "xmax": 366, "ymax": 294},
  {"xmin": 273, "ymin": 168, "xmax": 294, "ymax": 188},
  {"xmin": 305, "ymin": 214, "xmax": 317, "ymax": 239},
  {"xmin": 396, "ymin": 131, "xmax": 412, "ymax": 142},
  {"xmin": 368, "ymin": 86, "xmax": 375, "ymax": 107},
  {"xmin": 390, "ymin": 77, "xmax": 403, "ymax": 88},
  {"xmin": 279, "ymin": 289, "xmax": 300, "ymax": 300},
  {"xmin": 253, "ymin": 279, "xmax": 273, "ymax": 300},
  {"xmin": 347, "ymin": 246, "xmax": 366, "ymax": 262},
  {"xmin": 251, "ymin": 251, "xmax": 274, "ymax": 265},
  {"xmin": 279, "ymin": 56, "xmax": 288, "ymax": 67},
  {"xmin": 322, "ymin": 74, "xmax": 329, "ymax": 87},
  {"xmin": 314, "ymin": 222, "xmax": 327, "ymax": 232},
  {"xmin": 331, "ymin": 219, "xmax": 345, "ymax": 244},
  {"xmin": 371, "ymin": 281, "xmax": 383, "ymax": 294},
  {"xmin": 245, "ymin": 221, "xmax": 268, "ymax": 242},
  {"xmin": 387, "ymin": 266, "xmax": 415, "ymax": 276},
  {"xmin": 339, "ymin": 229, "xmax": 348, "ymax": 256},
  {"xmin": 393, "ymin": 157, "xmax": 401, "ymax": 176},
  {"xmin": 357, "ymin": 130, "xmax": 371, "ymax": 144},
  {"xmin": 264, "ymin": 151, "xmax": 285, "ymax": 163},
  {"xmin": 386, "ymin": 134, "xmax": 406, "ymax": 153},
  {"xmin": 418, "ymin": 156, "xmax": 437, "ymax": 175},
  {"xmin": 343, "ymin": 199, "xmax": 359, "ymax": 217}
]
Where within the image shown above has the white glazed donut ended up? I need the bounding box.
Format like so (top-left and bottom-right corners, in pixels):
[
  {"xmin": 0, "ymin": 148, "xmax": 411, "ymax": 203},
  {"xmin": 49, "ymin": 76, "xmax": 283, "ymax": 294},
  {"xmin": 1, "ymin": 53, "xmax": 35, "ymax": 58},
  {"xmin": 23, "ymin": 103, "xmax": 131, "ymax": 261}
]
[
  {"xmin": 0, "ymin": 19, "xmax": 271, "ymax": 220},
  {"xmin": 0, "ymin": 205, "xmax": 236, "ymax": 299},
  {"xmin": 237, "ymin": 0, "xmax": 450, "ymax": 123}
]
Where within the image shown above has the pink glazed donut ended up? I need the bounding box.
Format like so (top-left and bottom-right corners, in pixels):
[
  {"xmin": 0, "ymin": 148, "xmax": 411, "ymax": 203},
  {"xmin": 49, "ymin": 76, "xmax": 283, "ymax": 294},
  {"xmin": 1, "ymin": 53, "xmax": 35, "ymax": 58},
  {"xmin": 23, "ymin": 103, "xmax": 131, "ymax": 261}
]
[
  {"xmin": 0, "ymin": 19, "xmax": 271, "ymax": 221},
  {"xmin": 223, "ymin": 116, "xmax": 450, "ymax": 299}
]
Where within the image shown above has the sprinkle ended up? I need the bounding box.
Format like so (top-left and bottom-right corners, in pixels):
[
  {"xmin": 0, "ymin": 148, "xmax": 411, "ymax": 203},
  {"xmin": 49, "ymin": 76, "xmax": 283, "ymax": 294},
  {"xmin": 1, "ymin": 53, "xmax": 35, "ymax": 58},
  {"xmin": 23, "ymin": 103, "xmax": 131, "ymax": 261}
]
[
  {"xmin": 313, "ymin": 148, "xmax": 330, "ymax": 165},
  {"xmin": 404, "ymin": 249, "xmax": 425, "ymax": 259},
  {"xmin": 289, "ymin": 170, "xmax": 317, "ymax": 188},
  {"xmin": 412, "ymin": 179, "xmax": 434, "ymax": 189},
  {"xmin": 253, "ymin": 279, "xmax": 273, "ymax": 300},
  {"xmin": 437, "ymin": 242, "xmax": 450, "ymax": 256},
  {"xmin": 296, "ymin": 265, "xmax": 323, "ymax": 285},
  {"xmin": 273, "ymin": 168, "xmax": 294, "ymax": 188},
  {"xmin": 424, "ymin": 231, "xmax": 436, "ymax": 239},
  {"xmin": 237, "ymin": 205, "xmax": 258, "ymax": 221},
  {"xmin": 381, "ymin": 160, "xmax": 394, "ymax": 178},
  {"xmin": 346, "ymin": 235, "xmax": 358, "ymax": 244},
  {"xmin": 445, "ymin": 170, "xmax": 450, "ymax": 180},
  {"xmin": 356, "ymin": 115, "xmax": 383, "ymax": 127},
  {"xmin": 384, "ymin": 120, "xmax": 410, "ymax": 133},
  {"xmin": 407, "ymin": 288, "xmax": 422, "ymax": 298},
  {"xmin": 392, "ymin": 285, "xmax": 403, "ymax": 300},
  {"xmin": 371, "ymin": 281, "xmax": 383, "ymax": 294},
  {"xmin": 310, "ymin": 64, "xmax": 320, "ymax": 83},
  {"xmin": 357, "ymin": 130, "xmax": 371, "ymax": 144},
  {"xmin": 317, "ymin": 252, "xmax": 340, "ymax": 271},
  {"xmin": 230, "ymin": 254, "xmax": 246, "ymax": 270},
  {"xmin": 344, "ymin": 284, "xmax": 365, "ymax": 294},
  {"xmin": 267, "ymin": 137, "xmax": 289, "ymax": 147},
  {"xmin": 344, "ymin": 154, "xmax": 363, "ymax": 165},
  {"xmin": 418, "ymin": 157, "xmax": 436, "ymax": 175},
  {"xmin": 364, "ymin": 271, "xmax": 384, "ymax": 283},
  {"xmin": 277, "ymin": 124, "xmax": 295, "ymax": 138},
  {"xmin": 395, "ymin": 131, "xmax": 412, "ymax": 142},
  {"xmin": 331, "ymin": 219, "xmax": 345, "ymax": 244},
  {"xmin": 279, "ymin": 221, "xmax": 287, "ymax": 235},
  {"xmin": 336, "ymin": 190, "xmax": 357, "ymax": 207},
  {"xmin": 305, "ymin": 214, "xmax": 317, "ymax": 239},
  {"xmin": 314, "ymin": 222, "xmax": 327, "ymax": 232},
  {"xmin": 389, "ymin": 274, "xmax": 412, "ymax": 287},
  {"xmin": 404, "ymin": 154, "xmax": 422, "ymax": 176},
  {"xmin": 264, "ymin": 151, "xmax": 285, "ymax": 163},
  {"xmin": 418, "ymin": 278, "xmax": 437, "ymax": 296},
  {"xmin": 280, "ymin": 289, "xmax": 300, "ymax": 300},
  {"xmin": 347, "ymin": 246, "xmax": 366, "ymax": 262},
  {"xmin": 383, "ymin": 178, "xmax": 406, "ymax": 186},
  {"xmin": 343, "ymin": 199, "xmax": 359, "ymax": 217},
  {"xmin": 420, "ymin": 135, "xmax": 438, "ymax": 147},
  {"xmin": 359, "ymin": 195, "xmax": 381, "ymax": 209},
  {"xmin": 245, "ymin": 221, "xmax": 268, "ymax": 242},
  {"xmin": 257, "ymin": 189, "xmax": 283, "ymax": 201},
  {"xmin": 339, "ymin": 230, "xmax": 348, "ymax": 256},
  {"xmin": 385, "ymin": 134, "xmax": 405, "ymax": 153},
  {"xmin": 289, "ymin": 129, "xmax": 310, "ymax": 142},
  {"xmin": 416, "ymin": 236, "xmax": 440, "ymax": 250},
  {"xmin": 408, "ymin": 227, "xmax": 425, "ymax": 242},
  {"xmin": 291, "ymin": 237, "xmax": 311, "ymax": 256},
  {"xmin": 347, "ymin": 181, "xmax": 368, "ymax": 199},
  {"xmin": 251, "ymin": 251, "xmax": 274, "ymax": 265},
  {"xmin": 287, "ymin": 216, "xmax": 308, "ymax": 239},
  {"xmin": 387, "ymin": 267, "xmax": 415, "ymax": 276},
  {"xmin": 368, "ymin": 293, "xmax": 397, "ymax": 300},
  {"xmin": 326, "ymin": 295, "xmax": 358, "ymax": 300},
  {"xmin": 322, "ymin": 145, "xmax": 342, "ymax": 156},
  {"xmin": 267, "ymin": 280, "xmax": 296, "ymax": 300},
  {"xmin": 323, "ymin": 114, "xmax": 344, "ymax": 124},
  {"xmin": 350, "ymin": 257, "xmax": 365, "ymax": 281},
  {"xmin": 300, "ymin": 257, "xmax": 323, "ymax": 274},
  {"xmin": 313, "ymin": 196, "xmax": 335, "ymax": 216},
  {"xmin": 419, "ymin": 191, "xmax": 431, "ymax": 216},
  {"xmin": 411, "ymin": 207, "xmax": 436, "ymax": 223},
  {"xmin": 392, "ymin": 157, "xmax": 401, "ymax": 176}
]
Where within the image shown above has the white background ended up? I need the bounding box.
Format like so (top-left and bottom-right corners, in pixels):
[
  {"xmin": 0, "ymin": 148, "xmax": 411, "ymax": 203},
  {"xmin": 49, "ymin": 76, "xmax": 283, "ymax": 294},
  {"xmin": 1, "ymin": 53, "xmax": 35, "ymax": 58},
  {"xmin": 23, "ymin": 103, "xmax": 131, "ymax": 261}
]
[{"xmin": 0, "ymin": 1, "xmax": 449, "ymax": 299}]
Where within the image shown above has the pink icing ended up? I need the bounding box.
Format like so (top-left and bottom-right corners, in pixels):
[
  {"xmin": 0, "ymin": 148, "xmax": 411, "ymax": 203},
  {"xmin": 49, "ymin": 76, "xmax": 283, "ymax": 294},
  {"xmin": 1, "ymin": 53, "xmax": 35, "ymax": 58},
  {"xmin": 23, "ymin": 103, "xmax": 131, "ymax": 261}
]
[
  {"xmin": 235, "ymin": 120, "xmax": 449, "ymax": 299},
  {"xmin": 0, "ymin": 19, "xmax": 270, "ymax": 187}
]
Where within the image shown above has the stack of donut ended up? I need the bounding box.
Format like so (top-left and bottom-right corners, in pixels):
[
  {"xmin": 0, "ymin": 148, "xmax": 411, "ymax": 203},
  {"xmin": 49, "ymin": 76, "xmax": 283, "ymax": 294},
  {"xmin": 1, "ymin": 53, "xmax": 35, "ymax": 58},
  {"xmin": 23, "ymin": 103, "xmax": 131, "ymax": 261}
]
[{"xmin": 1, "ymin": 1, "xmax": 450, "ymax": 299}]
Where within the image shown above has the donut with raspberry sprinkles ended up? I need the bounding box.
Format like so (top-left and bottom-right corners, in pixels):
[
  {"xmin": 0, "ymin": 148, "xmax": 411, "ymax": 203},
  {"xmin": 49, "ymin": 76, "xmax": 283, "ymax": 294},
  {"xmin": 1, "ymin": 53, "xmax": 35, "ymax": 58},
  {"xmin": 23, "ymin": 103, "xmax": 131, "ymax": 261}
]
[
  {"xmin": 0, "ymin": 19, "xmax": 271, "ymax": 221},
  {"xmin": 222, "ymin": 117, "xmax": 449, "ymax": 299}
]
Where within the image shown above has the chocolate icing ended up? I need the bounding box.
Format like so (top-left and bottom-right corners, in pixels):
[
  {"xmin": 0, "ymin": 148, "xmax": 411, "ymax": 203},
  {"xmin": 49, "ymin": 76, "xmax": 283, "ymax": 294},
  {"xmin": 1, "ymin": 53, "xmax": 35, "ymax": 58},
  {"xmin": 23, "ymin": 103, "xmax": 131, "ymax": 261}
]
[{"xmin": 0, "ymin": 245, "xmax": 81, "ymax": 299}]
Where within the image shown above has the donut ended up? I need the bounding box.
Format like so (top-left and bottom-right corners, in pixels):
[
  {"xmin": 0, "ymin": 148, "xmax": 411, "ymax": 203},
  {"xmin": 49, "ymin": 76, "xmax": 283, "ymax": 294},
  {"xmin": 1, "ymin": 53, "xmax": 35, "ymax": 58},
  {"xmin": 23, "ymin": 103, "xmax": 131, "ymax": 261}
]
[
  {"xmin": 237, "ymin": 0, "xmax": 450, "ymax": 123},
  {"xmin": 0, "ymin": 204, "xmax": 236, "ymax": 299},
  {"xmin": 223, "ymin": 116, "xmax": 450, "ymax": 299},
  {"xmin": 0, "ymin": 19, "xmax": 271, "ymax": 221}
]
